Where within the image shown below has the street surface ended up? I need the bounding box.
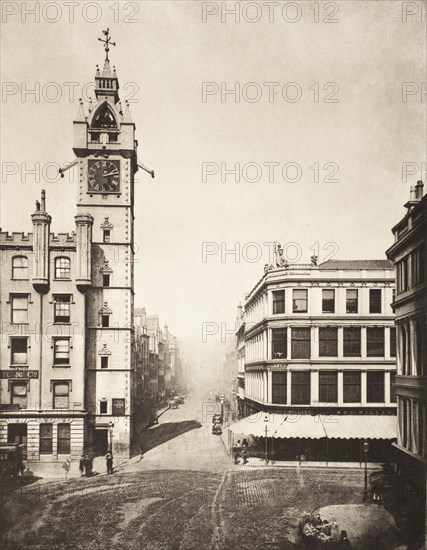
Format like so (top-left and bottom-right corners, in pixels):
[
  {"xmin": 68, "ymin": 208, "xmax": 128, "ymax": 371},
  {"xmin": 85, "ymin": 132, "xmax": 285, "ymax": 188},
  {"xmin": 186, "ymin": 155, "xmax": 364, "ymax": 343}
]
[{"xmin": 1, "ymin": 395, "xmax": 377, "ymax": 550}]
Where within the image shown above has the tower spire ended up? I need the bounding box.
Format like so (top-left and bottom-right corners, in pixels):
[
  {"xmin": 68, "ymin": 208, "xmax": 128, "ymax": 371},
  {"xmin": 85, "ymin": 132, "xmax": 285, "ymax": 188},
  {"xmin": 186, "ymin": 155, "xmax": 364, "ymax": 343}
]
[{"xmin": 98, "ymin": 28, "xmax": 116, "ymax": 63}]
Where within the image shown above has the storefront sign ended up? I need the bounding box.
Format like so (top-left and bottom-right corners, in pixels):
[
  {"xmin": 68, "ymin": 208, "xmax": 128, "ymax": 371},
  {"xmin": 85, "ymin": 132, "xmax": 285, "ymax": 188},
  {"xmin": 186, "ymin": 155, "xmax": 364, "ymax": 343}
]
[{"xmin": 0, "ymin": 370, "xmax": 39, "ymax": 379}]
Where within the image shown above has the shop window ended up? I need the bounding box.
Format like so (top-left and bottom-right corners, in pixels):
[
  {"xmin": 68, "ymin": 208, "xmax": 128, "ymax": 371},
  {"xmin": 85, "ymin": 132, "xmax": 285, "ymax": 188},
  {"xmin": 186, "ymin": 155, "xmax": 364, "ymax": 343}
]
[
  {"xmin": 40, "ymin": 424, "xmax": 53, "ymax": 454},
  {"xmin": 318, "ymin": 372, "xmax": 337, "ymax": 403},
  {"xmin": 291, "ymin": 371, "xmax": 310, "ymax": 405},
  {"xmin": 272, "ymin": 371, "xmax": 287, "ymax": 404},
  {"xmin": 343, "ymin": 372, "xmax": 361, "ymax": 403},
  {"xmin": 367, "ymin": 371, "xmax": 384, "ymax": 403}
]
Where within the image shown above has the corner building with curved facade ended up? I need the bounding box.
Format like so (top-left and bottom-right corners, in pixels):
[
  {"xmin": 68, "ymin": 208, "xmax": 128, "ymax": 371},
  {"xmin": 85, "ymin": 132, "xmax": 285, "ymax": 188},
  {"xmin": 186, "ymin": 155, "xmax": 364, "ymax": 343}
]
[{"xmin": 241, "ymin": 259, "xmax": 397, "ymax": 462}]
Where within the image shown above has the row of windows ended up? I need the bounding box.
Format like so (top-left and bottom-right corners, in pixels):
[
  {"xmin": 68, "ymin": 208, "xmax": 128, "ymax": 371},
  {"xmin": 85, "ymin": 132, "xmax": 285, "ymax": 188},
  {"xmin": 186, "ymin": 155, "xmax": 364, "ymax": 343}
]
[
  {"xmin": 397, "ymin": 243, "xmax": 426, "ymax": 294},
  {"xmin": 40, "ymin": 423, "xmax": 71, "ymax": 454},
  {"xmin": 272, "ymin": 288, "xmax": 384, "ymax": 315},
  {"xmin": 9, "ymin": 337, "xmax": 113, "ymax": 368},
  {"xmin": 8, "ymin": 294, "xmax": 111, "ymax": 324},
  {"xmin": 270, "ymin": 370, "xmax": 395, "ymax": 405},
  {"xmin": 271, "ymin": 326, "xmax": 396, "ymax": 359},
  {"xmin": 10, "ymin": 381, "xmax": 126, "ymax": 415},
  {"xmin": 10, "ymin": 256, "xmax": 112, "ymax": 282}
]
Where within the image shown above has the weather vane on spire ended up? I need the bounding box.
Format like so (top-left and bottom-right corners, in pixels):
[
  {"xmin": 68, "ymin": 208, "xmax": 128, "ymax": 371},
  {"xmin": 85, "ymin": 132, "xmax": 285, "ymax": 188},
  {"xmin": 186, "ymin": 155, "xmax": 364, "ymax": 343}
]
[{"xmin": 98, "ymin": 28, "xmax": 116, "ymax": 62}]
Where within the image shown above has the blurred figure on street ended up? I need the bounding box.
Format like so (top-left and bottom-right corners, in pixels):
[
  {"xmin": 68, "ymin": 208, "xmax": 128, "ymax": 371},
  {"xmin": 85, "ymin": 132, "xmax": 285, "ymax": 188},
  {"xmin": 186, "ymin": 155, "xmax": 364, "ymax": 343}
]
[
  {"xmin": 62, "ymin": 457, "xmax": 71, "ymax": 481},
  {"xmin": 106, "ymin": 451, "xmax": 114, "ymax": 474},
  {"xmin": 79, "ymin": 455, "xmax": 85, "ymax": 476}
]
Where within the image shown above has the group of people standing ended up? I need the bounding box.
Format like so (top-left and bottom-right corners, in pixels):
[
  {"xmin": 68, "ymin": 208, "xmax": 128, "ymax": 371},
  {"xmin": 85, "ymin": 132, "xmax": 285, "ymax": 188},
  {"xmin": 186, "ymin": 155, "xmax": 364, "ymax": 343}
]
[{"xmin": 78, "ymin": 454, "xmax": 94, "ymax": 477}]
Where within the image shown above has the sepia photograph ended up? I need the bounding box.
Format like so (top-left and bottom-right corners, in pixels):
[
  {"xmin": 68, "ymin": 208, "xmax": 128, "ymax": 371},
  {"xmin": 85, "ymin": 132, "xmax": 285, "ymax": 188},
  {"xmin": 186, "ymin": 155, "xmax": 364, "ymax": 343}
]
[{"xmin": 0, "ymin": 1, "xmax": 426, "ymax": 549}]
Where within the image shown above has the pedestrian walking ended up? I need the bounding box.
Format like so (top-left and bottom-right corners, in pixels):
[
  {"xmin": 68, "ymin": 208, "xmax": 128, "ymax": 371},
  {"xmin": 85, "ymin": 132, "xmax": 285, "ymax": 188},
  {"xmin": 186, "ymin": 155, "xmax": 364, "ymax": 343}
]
[
  {"xmin": 62, "ymin": 457, "xmax": 71, "ymax": 481},
  {"xmin": 232, "ymin": 440, "xmax": 241, "ymax": 464},
  {"xmin": 106, "ymin": 451, "xmax": 113, "ymax": 474},
  {"xmin": 241, "ymin": 439, "xmax": 249, "ymax": 464},
  {"xmin": 79, "ymin": 455, "xmax": 85, "ymax": 476}
]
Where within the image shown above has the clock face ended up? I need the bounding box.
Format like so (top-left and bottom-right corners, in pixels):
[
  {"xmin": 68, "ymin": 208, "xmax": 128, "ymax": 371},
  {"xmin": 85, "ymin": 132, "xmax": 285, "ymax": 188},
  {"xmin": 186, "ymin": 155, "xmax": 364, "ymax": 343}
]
[{"xmin": 88, "ymin": 159, "xmax": 120, "ymax": 193}]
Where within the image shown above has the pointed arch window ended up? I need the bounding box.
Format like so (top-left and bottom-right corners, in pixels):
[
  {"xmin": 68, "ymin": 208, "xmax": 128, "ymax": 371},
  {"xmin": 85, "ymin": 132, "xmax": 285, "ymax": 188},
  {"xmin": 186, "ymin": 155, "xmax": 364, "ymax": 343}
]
[
  {"xmin": 91, "ymin": 102, "xmax": 118, "ymax": 129},
  {"xmin": 12, "ymin": 256, "xmax": 29, "ymax": 279}
]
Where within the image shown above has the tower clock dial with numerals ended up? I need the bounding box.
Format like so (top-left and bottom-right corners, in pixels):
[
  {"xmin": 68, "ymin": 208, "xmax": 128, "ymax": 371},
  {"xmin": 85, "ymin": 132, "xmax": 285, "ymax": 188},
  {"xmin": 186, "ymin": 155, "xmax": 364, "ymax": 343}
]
[{"xmin": 88, "ymin": 159, "xmax": 120, "ymax": 193}]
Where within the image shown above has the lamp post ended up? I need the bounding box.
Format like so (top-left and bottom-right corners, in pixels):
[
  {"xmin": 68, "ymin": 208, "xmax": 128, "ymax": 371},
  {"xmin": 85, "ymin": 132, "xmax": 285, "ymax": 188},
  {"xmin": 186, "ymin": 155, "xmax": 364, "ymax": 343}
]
[
  {"xmin": 108, "ymin": 421, "xmax": 114, "ymax": 453},
  {"xmin": 363, "ymin": 440, "xmax": 369, "ymax": 501},
  {"xmin": 264, "ymin": 414, "xmax": 268, "ymax": 465}
]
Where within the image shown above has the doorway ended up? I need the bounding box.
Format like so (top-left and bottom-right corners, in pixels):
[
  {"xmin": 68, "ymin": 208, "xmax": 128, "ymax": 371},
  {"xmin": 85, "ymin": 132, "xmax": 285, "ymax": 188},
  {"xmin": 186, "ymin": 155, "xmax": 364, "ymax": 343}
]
[
  {"xmin": 8, "ymin": 424, "xmax": 27, "ymax": 459},
  {"xmin": 93, "ymin": 429, "xmax": 108, "ymax": 456}
]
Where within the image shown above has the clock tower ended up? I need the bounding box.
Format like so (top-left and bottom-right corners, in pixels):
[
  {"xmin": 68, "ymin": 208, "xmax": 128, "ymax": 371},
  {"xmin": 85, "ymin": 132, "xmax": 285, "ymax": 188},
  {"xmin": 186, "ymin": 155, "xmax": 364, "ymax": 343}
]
[{"xmin": 73, "ymin": 30, "xmax": 138, "ymax": 456}]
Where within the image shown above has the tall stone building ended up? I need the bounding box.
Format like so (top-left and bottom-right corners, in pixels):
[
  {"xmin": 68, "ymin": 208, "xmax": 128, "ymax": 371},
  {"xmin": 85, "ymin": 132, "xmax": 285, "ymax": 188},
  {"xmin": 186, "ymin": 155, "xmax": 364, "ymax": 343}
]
[
  {"xmin": 0, "ymin": 31, "xmax": 148, "ymax": 459},
  {"xmin": 386, "ymin": 180, "xmax": 426, "ymax": 544}
]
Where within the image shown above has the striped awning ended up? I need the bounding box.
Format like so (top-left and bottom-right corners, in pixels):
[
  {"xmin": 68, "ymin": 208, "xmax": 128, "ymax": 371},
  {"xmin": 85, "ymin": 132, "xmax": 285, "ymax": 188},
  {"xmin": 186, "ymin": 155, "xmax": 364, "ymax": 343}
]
[{"xmin": 228, "ymin": 413, "xmax": 396, "ymax": 440}]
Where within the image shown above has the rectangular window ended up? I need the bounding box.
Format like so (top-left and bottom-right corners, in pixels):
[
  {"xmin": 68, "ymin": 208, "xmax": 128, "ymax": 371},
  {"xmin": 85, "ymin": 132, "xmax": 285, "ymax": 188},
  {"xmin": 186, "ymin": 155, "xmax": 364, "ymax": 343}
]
[
  {"xmin": 367, "ymin": 327, "xmax": 385, "ymax": 357},
  {"xmin": 346, "ymin": 289, "xmax": 358, "ymax": 313},
  {"xmin": 319, "ymin": 372, "xmax": 338, "ymax": 403},
  {"xmin": 343, "ymin": 327, "xmax": 361, "ymax": 357},
  {"xmin": 11, "ymin": 338, "xmax": 28, "ymax": 365},
  {"xmin": 57, "ymin": 424, "xmax": 71, "ymax": 454},
  {"xmin": 343, "ymin": 372, "xmax": 361, "ymax": 403},
  {"xmin": 367, "ymin": 371, "xmax": 385, "ymax": 403},
  {"xmin": 272, "ymin": 290, "xmax": 285, "ymax": 314},
  {"xmin": 53, "ymin": 383, "xmax": 69, "ymax": 409},
  {"xmin": 398, "ymin": 256, "xmax": 409, "ymax": 293},
  {"xmin": 319, "ymin": 327, "xmax": 338, "ymax": 357},
  {"xmin": 272, "ymin": 371, "xmax": 287, "ymax": 404},
  {"xmin": 55, "ymin": 257, "xmax": 71, "ymax": 279},
  {"xmin": 292, "ymin": 328, "xmax": 311, "ymax": 359},
  {"xmin": 53, "ymin": 295, "xmax": 71, "ymax": 323},
  {"xmin": 101, "ymin": 356, "xmax": 109, "ymax": 369},
  {"xmin": 102, "ymin": 274, "xmax": 110, "ymax": 287},
  {"xmin": 53, "ymin": 338, "xmax": 70, "ymax": 366},
  {"xmin": 103, "ymin": 230, "xmax": 111, "ymax": 243},
  {"xmin": 11, "ymin": 383, "xmax": 27, "ymax": 409},
  {"xmin": 272, "ymin": 328, "xmax": 287, "ymax": 359},
  {"xmin": 112, "ymin": 398, "xmax": 125, "ymax": 416},
  {"xmin": 40, "ymin": 424, "xmax": 53, "ymax": 454},
  {"xmin": 322, "ymin": 289, "xmax": 335, "ymax": 313},
  {"xmin": 102, "ymin": 315, "xmax": 110, "ymax": 328},
  {"xmin": 412, "ymin": 244, "xmax": 426, "ymax": 287},
  {"xmin": 390, "ymin": 327, "xmax": 396, "ymax": 357},
  {"xmin": 100, "ymin": 400, "xmax": 108, "ymax": 414},
  {"xmin": 292, "ymin": 289, "xmax": 308, "ymax": 313},
  {"xmin": 390, "ymin": 372, "xmax": 396, "ymax": 403},
  {"xmin": 369, "ymin": 289, "xmax": 382, "ymax": 313},
  {"xmin": 291, "ymin": 371, "xmax": 311, "ymax": 405},
  {"xmin": 11, "ymin": 295, "xmax": 29, "ymax": 323},
  {"xmin": 12, "ymin": 256, "xmax": 29, "ymax": 279}
]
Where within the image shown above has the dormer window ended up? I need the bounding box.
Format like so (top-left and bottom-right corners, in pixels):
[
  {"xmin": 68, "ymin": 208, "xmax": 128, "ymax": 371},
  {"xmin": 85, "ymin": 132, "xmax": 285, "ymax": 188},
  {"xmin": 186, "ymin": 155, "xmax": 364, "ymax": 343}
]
[
  {"xmin": 109, "ymin": 133, "xmax": 118, "ymax": 142},
  {"xmin": 91, "ymin": 102, "xmax": 117, "ymax": 129},
  {"xmin": 91, "ymin": 132, "xmax": 100, "ymax": 142}
]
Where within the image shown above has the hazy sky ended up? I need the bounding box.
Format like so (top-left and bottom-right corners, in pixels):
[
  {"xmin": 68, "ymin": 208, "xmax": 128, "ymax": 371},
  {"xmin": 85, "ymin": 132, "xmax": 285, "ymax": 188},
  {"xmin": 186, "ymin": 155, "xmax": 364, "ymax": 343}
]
[{"xmin": 1, "ymin": 1, "xmax": 426, "ymax": 342}]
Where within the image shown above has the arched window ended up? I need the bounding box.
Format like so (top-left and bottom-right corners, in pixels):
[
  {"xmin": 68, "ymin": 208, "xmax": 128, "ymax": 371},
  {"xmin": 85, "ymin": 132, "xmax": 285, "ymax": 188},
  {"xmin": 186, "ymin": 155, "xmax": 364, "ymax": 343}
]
[
  {"xmin": 55, "ymin": 257, "xmax": 71, "ymax": 280},
  {"xmin": 12, "ymin": 256, "xmax": 29, "ymax": 279},
  {"xmin": 91, "ymin": 102, "xmax": 117, "ymax": 129}
]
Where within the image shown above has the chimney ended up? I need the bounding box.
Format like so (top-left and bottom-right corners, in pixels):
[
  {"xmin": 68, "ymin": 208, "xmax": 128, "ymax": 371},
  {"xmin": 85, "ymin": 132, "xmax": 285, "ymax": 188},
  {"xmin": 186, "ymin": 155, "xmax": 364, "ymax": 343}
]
[{"xmin": 405, "ymin": 180, "xmax": 424, "ymax": 212}]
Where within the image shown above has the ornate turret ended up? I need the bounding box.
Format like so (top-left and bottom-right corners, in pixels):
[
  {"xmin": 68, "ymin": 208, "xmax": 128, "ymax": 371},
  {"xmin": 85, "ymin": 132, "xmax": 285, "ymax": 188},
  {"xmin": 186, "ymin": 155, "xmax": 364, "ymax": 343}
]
[{"xmin": 31, "ymin": 190, "xmax": 51, "ymax": 293}]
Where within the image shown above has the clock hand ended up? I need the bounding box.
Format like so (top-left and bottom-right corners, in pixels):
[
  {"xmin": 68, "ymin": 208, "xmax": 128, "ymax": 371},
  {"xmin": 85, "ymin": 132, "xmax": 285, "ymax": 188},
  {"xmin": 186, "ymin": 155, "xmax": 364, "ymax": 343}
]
[{"xmin": 102, "ymin": 171, "xmax": 119, "ymax": 178}]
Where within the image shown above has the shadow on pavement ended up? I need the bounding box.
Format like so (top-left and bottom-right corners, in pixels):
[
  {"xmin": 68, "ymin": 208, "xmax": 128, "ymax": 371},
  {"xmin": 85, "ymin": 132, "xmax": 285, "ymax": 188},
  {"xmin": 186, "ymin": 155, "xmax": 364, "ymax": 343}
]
[{"xmin": 140, "ymin": 420, "xmax": 202, "ymax": 454}]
